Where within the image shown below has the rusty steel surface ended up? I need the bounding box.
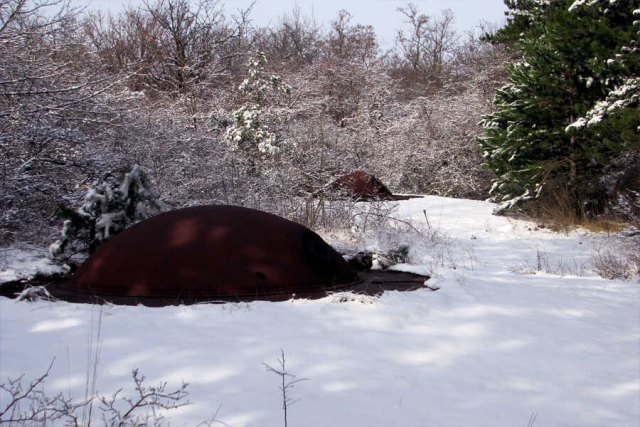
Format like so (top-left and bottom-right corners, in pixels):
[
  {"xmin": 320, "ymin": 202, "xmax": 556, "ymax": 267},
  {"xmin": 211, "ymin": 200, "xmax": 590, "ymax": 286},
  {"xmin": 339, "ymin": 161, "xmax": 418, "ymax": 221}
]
[
  {"xmin": 69, "ymin": 205, "xmax": 360, "ymax": 300},
  {"xmin": 0, "ymin": 269, "xmax": 432, "ymax": 306},
  {"xmin": 330, "ymin": 171, "xmax": 394, "ymax": 200}
]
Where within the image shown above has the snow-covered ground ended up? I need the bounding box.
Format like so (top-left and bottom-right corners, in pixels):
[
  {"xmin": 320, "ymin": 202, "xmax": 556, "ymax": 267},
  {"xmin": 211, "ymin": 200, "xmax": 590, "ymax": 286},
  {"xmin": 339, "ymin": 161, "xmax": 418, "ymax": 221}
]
[{"xmin": 1, "ymin": 196, "xmax": 639, "ymax": 426}]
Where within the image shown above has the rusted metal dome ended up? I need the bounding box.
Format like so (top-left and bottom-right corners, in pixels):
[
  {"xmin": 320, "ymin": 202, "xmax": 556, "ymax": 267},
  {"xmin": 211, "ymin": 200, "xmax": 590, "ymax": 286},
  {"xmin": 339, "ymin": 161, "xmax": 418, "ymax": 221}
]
[
  {"xmin": 330, "ymin": 171, "xmax": 394, "ymax": 200},
  {"xmin": 69, "ymin": 205, "xmax": 360, "ymax": 302}
]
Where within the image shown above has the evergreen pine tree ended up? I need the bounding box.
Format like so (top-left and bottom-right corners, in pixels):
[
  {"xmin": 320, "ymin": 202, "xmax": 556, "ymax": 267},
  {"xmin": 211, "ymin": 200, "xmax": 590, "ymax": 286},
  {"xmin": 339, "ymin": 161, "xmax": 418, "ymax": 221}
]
[
  {"xmin": 567, "ymin": 1, "xmax": 640, "ymax": 144},
  {"xmin": 479, "ymin": 0, "xmax": 639, "ymax": 217}
]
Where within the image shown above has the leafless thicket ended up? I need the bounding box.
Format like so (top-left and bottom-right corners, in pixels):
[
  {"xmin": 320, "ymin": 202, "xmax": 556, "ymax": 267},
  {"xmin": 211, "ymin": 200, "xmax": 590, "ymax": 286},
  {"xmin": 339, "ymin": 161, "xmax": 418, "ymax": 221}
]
[
  {"xmin": 1, "ymin": 0, "xmax": 507, "ymax": 245},
  {"xmin": 0, "ymin": 0, "xmax": 129, "ymax": 243}
]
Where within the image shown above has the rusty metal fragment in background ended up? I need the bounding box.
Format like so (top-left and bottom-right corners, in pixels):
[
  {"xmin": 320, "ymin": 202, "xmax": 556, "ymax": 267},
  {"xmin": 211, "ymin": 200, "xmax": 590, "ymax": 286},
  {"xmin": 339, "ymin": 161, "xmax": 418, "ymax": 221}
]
[
  {"xmin": 329, "ymin": 171, "xmax": 394, "ymax": 200},
  {"xmin": 68, "ymin": 205, "xmax": 360, "ymax": 302},
  {"xmin": 330, "ymin": 171, "xmax": 393, "ymax": 200}
]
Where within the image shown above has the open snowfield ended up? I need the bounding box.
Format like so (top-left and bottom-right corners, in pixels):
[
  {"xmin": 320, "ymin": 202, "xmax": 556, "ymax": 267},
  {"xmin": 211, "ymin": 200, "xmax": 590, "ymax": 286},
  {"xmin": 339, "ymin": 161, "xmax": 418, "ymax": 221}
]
[{"xmin": 1, "ymin": 196, "xmax": 639, "ymax": 426}]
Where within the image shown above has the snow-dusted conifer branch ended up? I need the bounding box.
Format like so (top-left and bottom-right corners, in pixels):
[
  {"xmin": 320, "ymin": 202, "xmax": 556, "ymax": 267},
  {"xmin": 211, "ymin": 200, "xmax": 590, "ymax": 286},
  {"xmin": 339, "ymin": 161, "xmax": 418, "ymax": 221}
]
[
  {"xmin": 566, "ymin": 2, "xmax": 639, "ymax": 131},
  {"xmin": 49, "ymin": 165, "xmax": 159, "ymax": 263}
]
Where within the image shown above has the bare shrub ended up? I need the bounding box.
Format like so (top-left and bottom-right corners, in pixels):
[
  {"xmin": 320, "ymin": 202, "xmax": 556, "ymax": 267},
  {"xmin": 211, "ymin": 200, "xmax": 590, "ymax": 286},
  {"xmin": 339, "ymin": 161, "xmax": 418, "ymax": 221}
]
[
  {"xmin": 592, "ymin": 250, "xmax": 635, "ymax": 280},
  {"xmin": 0, "ymin": 360, "xmax": 77, "ymax": 425},
  {"xmin": 98, "ymin": 369, "xmax": 189, "ymax": 427},
  {"xmin": 509, "ymin": 247, "xmax": 588, "ymax": 277},
  {"xmin": 392, "ymin": 5, "xmax": 458, "ymax": 89},
  {"xmin": 85, "ymin": 0, "xmax": 249, "ymax": 92},
  {"xmin": 263, "ymin": 350, "xmax": 308, "ymax": 427},
  {"xmin": 0, "ymin": 363, "xmax": 189, "ymax": 426},
  {"xmin": 324, "ymin": 10, "xmax": 378, "ymax": 65},
  {"xmin": 254, "ymin": 5, "xmax": 323, "ymax": 68},
  {"xmin": 591, "ymin": 236, "xmax": 640, "ymax": 281},
  {"xmin": 380, "ymin": 83, "xmax": 495, "ymax": 199}
]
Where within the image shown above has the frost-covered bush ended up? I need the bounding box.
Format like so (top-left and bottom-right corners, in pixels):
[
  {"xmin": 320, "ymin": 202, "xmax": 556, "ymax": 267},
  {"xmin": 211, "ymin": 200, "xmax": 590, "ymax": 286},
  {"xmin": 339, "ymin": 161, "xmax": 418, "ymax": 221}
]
[
  {"xmin": 49, "ymin": 165, "xmax": 159, "ymax": 264},
  {"xmin": 591, "ymin": 233, "xmax": 640, "ymax": 281},
  {"xmin": 0, "ymin": 0, "xmax": 127, "ymax": 244},
  {"xmin": 383, "ymin": 85, "xmax": 495, "ymax": 198},
  {"xmin": 1, "ymin": 2, "xmax": 510, "ymax": 247}
]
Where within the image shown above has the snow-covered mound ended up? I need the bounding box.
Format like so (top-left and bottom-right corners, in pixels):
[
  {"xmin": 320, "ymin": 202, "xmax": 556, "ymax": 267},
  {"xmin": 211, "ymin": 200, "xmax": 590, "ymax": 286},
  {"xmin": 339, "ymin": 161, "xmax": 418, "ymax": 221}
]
[{"xmin": 0, "ymin": 196, "xmax": 638, "ymax": 427}]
